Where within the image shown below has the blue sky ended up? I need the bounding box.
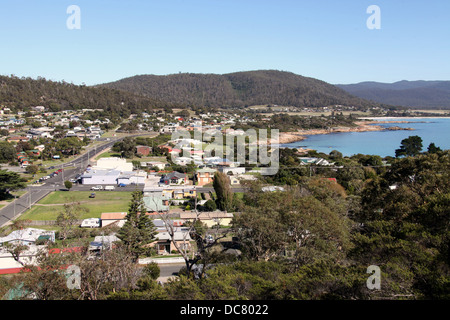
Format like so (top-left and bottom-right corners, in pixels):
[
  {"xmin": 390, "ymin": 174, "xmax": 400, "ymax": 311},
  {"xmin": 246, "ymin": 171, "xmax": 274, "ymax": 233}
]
[{"xmin": 0, "ymin": 0, "xmax": 449, "ymax": 85}]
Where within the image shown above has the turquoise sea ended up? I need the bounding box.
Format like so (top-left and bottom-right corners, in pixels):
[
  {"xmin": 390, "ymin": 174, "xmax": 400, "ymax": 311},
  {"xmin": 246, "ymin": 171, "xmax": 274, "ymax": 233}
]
[{"xmin": 282, "ymin": 117, "xmax": 450, "ymax": 157}]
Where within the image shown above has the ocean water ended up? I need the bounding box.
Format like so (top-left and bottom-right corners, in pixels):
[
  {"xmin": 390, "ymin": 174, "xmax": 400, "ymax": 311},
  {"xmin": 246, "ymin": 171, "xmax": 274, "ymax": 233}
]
[{"xmin": 282, "ymin": 118, "xmax": 450, "ymax": 157}]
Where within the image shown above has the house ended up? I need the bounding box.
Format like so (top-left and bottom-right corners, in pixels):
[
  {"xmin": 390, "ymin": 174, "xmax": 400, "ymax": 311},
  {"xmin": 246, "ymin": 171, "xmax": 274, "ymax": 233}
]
[
  {"xmin": 195, "ymin": 168, "xmax": 216, "ymax": 186},
  {"xmin": 143, "ymin": 193, "xmax": 170, "ymax": 214},
  {"xmin": 88, "ymin": 235, "xmax": 120, "ymax": 252},
  {"xmin": 100, "ymin": 212, "xmax": 128, "ymax": 227},
  {"xmin": 0, "ymin": 228, "xmax": 55, "ymax": 247},
  {"xmin": 7, "ymin": 136, "xmax": 29, "ymax": 143},
  {"xmin": 143, "ymin": 161, "xmax": 166, "ymax": 171},
  {"xmin": 0, "ymin": 245, "xmax": 42, "ymax": 272},
  {"xmin": 229, "ymin": 176, "xmax": 240, "ymax": 185},
  {"xmin": 218, "ymin": 167, "xmax": 246, "ymax": 176},
  {"xmin": 179, "ymin": 211, "xmax": 234, "ymax": 228},
  {"xmin": 136, "ymin": 145, "xmax": 151, "ymax": 156},
  {"xmin": 151, "ymin": 229, "xmax": 191, "ymax": 255},
  {"xmin": 299, "ymin": 157, "xmax": 333, "ymax": 166},
  {"xmin": 160, "ymin": 171, "xmax": 188, "ymax": 185}
]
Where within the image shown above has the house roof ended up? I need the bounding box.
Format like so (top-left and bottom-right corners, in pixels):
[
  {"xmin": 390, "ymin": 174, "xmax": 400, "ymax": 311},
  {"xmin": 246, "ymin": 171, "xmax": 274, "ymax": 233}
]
[
  {"xmin": 179, "ymin": 212, "xmax": 234, "ymax": 220},
  {"xmin": 143, "ymin": 195, "xmax": 170, "ymax": 212},
  {"xmin": 163, "ymin": 171, "xmax": 187, "ymax": 180},
  {"xmin": 156, "ymin": 231, "xmax": 191, "ymax": 241},
  {"xmin": 101, "ymin": 212, "xmax": 127, "ymax": 220},
  {"xmin": 0, "ymin": 228, "xmax": 55, "ymax": 244}
]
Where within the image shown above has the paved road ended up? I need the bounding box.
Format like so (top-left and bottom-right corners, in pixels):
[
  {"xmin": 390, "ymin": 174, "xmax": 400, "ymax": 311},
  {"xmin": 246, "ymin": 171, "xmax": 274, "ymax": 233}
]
[
  {"xmin": 158, "ymin": 263, "xmax": 185, "ymax": 278},
  {"xmin": 0, "ymin": 131, "xmax": 250, "ymax": 227},
  {"xmin": 0, "ymin": 132, "xmax": 158, "ymax": 227}
]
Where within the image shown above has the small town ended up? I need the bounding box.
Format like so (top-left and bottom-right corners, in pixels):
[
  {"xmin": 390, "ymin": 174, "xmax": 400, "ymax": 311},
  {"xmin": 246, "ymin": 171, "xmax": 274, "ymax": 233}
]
[{"xmin": 0, "ymin": 2, "xmax": 448, "ymax": 312}]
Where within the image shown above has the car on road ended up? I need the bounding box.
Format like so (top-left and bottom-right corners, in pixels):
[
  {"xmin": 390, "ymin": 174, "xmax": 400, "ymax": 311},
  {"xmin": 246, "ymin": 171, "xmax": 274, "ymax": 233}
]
[
  {"xmin": 91, "ymin": 185, "xmax": 103, "ymax": 191},
  {"xmin": 49, "ymin": 166, "xmax": 55, "ymax": 170},
  {"xmin": 104, "ymin": 186, "xmax": 115, "ymax": 191}
]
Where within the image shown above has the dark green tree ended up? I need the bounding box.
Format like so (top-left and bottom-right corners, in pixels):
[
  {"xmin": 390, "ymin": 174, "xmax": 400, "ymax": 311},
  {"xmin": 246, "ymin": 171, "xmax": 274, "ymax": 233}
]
[
  {"xmin": 395, "ymin": 135, "xmax": 423, "ymax": 157},
  {"xmin": 0, "ymin": 141, "xmax": 16, "ymax": 163},
  {"xmin": 64, "ymin": 180, "xmax": 73, "ymax": 191},
  {"xmin": 0, "ymin": 169, "xmax": 26, "ymax": 199},
  {"xmin": 427, "ymin": 142, "xmax": 441, "ymax": 154},
  {"xmin": 213, "ymin": 172, "xmax": 233, "ymax": 211},
  {"xmin": 117, "ymin": 191, "xmax": 158, "ymax": 262}
]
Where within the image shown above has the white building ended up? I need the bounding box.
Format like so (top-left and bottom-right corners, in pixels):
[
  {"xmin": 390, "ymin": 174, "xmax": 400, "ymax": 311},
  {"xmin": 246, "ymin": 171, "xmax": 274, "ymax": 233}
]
[
  {"xmin": 0, "ymin": 228, "xmax": 55, "ymax": 247},
  {"xmin": 80, "ymin": 169, "xmax": 121, "ymax": 185},
  {"xmin": 94, "ymin": 157, "xmax": 133, "ymax": 172}
]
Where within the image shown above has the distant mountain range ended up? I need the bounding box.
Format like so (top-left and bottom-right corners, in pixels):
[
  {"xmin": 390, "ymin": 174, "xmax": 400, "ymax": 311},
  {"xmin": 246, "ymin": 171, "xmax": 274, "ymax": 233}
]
[
  {"xmin": 98, "ymin": 70, "xmax": 380, "ymax": 109},
  {"xmin": 336, "ymin": 80, "xmax": 450, "ymax": 109}
]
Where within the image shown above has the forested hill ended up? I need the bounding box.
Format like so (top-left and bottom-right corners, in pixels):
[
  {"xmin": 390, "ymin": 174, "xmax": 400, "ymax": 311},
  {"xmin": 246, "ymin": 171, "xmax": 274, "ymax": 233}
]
[
  {"xmin": 98, "ymin": 70, "xmax": 380, "ymax": 108},
  {"xmin": 0, "ymin": 75, "xmax": 176, "ymax": 116},
  {"xmin": 336, "ymin": 80, "xmax": 450, "ymax": 108}
]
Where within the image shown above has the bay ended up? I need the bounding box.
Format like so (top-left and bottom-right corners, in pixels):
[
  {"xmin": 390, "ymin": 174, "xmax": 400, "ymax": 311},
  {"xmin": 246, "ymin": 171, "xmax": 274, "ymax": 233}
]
[{"xmin": 282, "ymin": 117, "xmax": 450, "ymax": 157}]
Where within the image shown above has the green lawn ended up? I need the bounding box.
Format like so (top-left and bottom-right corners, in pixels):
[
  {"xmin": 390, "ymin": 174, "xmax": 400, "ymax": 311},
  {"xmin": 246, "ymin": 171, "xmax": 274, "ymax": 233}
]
[
  {"xmin": 20, "ymin": 191, "xmax": 133, "ymax": 221},
  {"xmin": 95, "ymin": 151, "xmax": 122, "ymax": 160}
]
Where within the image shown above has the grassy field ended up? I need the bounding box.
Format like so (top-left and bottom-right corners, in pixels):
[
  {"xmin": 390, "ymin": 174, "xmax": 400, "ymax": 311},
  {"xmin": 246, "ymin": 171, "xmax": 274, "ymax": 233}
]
[
  {"xmin": 95, "ymin": 150, "xmax": 168, "ymax": 164},
  {"xmin": 20, "ymin": 191, "xmax": 133, "ymax": 221},
  {"xmin": 95, "ymin": 151, "xmax": 122, "ymax": 160}
]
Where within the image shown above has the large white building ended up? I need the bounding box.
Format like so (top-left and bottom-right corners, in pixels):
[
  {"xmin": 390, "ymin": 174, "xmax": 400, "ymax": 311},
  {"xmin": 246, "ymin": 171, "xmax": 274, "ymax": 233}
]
[
  {"xmin": 80, "ymin": 169, "xmax": 121, "ymax": 185},
  {"xmin": 93, "ymin": 157, "xmax": 133, "ymax": 172}
]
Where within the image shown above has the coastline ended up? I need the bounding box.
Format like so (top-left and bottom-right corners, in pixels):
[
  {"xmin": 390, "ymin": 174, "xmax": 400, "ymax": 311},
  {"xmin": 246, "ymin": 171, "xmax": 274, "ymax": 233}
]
[{"xmin": 277, "ymin": 120, "xmax": 415, "ymax": 144}]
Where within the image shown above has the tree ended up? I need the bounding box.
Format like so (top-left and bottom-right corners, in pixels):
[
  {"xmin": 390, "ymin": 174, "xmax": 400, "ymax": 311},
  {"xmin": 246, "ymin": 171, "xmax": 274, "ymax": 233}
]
[
  {"xmin": 56, "ymin": 201, "xmax": 88, "ymax": 241},
  {"xmin": 233, "ymin": 180, "xmax": 351, "ymax": 265},
  {"xmin": 117, "ymin": 191, "xmax": 157, "ymax": 262},
  {"xmin": 213, "ymin": 172, "xmax": 233, "ymax": 211},
  {"xmin": 395, "ymin": 135, "xmax": 423, "ymax": 157},
  {"xmin": 0, "ymin": 169, "xmax": 27, "ymax": 199},
  {"xmin": 25, "ymin": 164, "xmax": 39, "ymax": 175},
  {"xmin": 3, "ymin": 242, "xmax": 29, "ymax": 266},
  {"xmin": 64, "ymin": 180, "xmax": 73, "ymax": 191},
  {"xmin": 0, "ymin": 141, "xmax": 16, "ymax": 163},
  {"xmin": 427, "ymin": 142, "xmax": 441, "ymax": 154},
  {"xmin": 353, "ymin": 151, "xmax": 450, "ymax": 299},
  {"xmin": 202, "ymin": 199, "xmax": 217, "ymax": 212},
  {"xmin": 56, "ymin": 137, "xmax": 82, "ymax": 155},
  {"xmin": 329, "ymin": 150, "xmax": 343, "ymax": 160},
  {"xmin": 113, "ymin": 137, "xmax": 136, "ymax": 159}
]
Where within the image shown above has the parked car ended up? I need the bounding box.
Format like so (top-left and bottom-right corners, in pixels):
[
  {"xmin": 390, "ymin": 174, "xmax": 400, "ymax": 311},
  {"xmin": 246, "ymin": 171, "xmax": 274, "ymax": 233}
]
[{"xmin": 118, "ymin": 183, "xmax": 127, "ymax": 187}]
